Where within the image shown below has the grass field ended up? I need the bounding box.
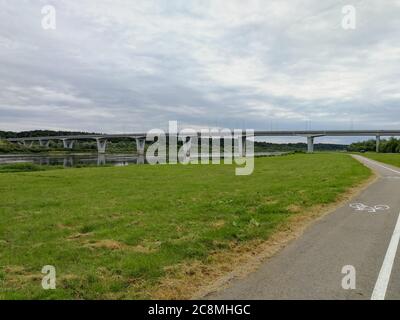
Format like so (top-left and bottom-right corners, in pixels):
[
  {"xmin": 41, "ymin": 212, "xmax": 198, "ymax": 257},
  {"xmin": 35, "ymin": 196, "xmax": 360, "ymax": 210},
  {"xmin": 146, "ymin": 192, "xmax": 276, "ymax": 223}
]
[
  {"xmin": 0, "ymin": 153, "xmax": 371, "ymax": 299},
  {"xmin": 361, "ymin": 152, "xmax": 400, "ymax": 168},
  {"xmin": 0, "ymin": 163, "xmax": 62, "ymax": 173}
]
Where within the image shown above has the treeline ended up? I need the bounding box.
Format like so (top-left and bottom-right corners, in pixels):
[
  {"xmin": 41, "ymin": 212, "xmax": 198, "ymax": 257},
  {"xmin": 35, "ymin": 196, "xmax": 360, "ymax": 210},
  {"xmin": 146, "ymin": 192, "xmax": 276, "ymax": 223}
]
[
  {"xmin": 0, "ymin": 130, "xmax": 98, "ymax": 139},
  {"xmin": 0, "ymin": 130, "xmax": 102, "ymax": 153},
  {"xmin": 0, "ymin": 139, "xmax": 136, "ymax": 154},
  {"xmin": 254, "ymin": 142, "xmax": 347, "ymax": 152},
  {"xmin": 348, "ymin": 138, "xmax": 400, "ymax": 153}
]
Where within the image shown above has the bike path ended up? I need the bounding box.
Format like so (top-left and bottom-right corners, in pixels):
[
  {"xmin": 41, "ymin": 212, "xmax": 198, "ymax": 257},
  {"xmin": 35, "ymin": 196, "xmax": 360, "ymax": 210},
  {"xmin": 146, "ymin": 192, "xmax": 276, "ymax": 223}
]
[{"xmin": 206, "ymin": 155, "xmax": 400, "ymax": 299}]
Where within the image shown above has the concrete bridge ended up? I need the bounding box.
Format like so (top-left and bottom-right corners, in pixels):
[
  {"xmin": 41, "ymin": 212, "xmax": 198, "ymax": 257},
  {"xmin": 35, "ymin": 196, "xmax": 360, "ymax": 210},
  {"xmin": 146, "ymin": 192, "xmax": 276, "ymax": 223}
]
[
  {"xmin": 6, "ymin": 130, "xmax": 400, "ymax": 154},
  {"xmin": 7, "ymin": 133, "xmax": 148, "ymax": 155}
]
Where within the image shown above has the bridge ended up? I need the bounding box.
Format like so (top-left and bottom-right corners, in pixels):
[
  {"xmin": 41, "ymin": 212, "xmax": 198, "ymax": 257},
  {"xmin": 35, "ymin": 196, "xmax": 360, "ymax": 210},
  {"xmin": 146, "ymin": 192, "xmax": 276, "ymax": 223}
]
[{"xmin": 6, "ymin": 130, "xmax": 400, "ymax": 154}]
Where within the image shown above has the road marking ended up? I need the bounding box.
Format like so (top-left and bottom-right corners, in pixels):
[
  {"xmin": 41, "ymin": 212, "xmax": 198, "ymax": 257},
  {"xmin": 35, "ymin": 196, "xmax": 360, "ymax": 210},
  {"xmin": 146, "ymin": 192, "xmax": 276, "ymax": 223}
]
[
  {"xmin": 371, "ymin": 211, "xmax": 400, "ymax": 300},
  {"xmin": 349, "ymin": 203, "xmax": 390, "ymax": 213},
  {"xmin": 355, "ymin": 156, "xmax": 400, "ymax": 299},
  {"xmin": 358, "ymin": 157, "xmax": 400, "ymax": 175}
]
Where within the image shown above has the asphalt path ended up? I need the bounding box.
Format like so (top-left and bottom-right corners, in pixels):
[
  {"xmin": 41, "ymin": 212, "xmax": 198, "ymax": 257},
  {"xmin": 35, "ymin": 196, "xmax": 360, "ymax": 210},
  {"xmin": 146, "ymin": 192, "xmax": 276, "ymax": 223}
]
[{"xmin": 207, "ymin": 155, "xmax": 400, "ymax": 300}]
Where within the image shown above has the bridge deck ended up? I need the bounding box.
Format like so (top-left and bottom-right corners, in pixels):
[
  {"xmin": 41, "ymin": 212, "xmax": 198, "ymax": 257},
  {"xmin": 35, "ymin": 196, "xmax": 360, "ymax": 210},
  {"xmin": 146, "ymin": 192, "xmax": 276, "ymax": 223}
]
[{"xmin": 5, "ymin": 130, "xmax": 400, "ymax": 142}]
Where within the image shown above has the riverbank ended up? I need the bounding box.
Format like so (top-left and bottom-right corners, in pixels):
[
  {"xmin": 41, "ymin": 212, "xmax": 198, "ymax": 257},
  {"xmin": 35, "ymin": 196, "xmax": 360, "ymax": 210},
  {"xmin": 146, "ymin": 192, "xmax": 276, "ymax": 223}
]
[
  {"xmin": 0, "ymin": 153, "xmax": 371, "ymax": 299},
  {"xmin": 0, "ymin": 152, "xmax": 290, "ymax": 168}
]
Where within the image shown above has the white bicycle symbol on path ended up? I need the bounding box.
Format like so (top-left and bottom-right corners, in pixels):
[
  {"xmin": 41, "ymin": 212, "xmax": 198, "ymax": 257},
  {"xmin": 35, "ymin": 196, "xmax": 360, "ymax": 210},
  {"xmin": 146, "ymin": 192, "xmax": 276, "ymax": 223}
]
[{"xmin": 349, "ymin": 203, "xmax": 390, "ymax": 213}]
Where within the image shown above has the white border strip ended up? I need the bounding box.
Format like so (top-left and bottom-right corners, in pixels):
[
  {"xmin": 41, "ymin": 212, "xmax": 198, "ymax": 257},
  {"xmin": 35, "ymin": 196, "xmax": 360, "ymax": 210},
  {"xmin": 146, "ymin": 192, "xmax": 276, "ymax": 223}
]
[
  {"xmin": 361, "ymin": 156, "xmax": 400, "ymax": 300},
  {"xmin": 371, "ymin": 211, "xmax": 400, "ymax": 300},
  {"xmin": 359, "ymin": 157, "xmax": 400, "ymax": 175}
]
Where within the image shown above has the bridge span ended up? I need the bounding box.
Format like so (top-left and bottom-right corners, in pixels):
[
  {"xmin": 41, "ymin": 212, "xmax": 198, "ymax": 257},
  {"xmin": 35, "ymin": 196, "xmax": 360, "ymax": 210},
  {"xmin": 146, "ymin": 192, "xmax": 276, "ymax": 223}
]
[{"xmin": 6, "ymin": 130, "xmax": 400, "ymax": 154}]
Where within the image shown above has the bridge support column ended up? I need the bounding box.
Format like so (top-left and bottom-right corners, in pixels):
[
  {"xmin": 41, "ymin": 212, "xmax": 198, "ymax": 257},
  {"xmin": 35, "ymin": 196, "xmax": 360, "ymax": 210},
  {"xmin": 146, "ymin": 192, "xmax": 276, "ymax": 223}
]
[
  {"xmin": 22, "ymin": 140, "xmax": 34, "ymax": 147},
  {"xmin": 62, "ymin": 139, "xmax": 75, "ymax": 149},
  {"xmin": 97, "ymin": 154, "xmax": 106, "ymax": 165},
  {"xmin": 39, "ymin": 158, "xmax": 50, "ymax": 165},
  {"xmin": 95, "ymin": 138, "xmax": 107, "ymax": 154},
  {"xmin": 63, "ymin": 157, "xmax": 74, "ymax": 167},
  {"xmin": 376, "ymin": 135, "xmax": 380, "ymax": 153},
  {"xmin": 233, "ymin": 135, "xmax": 246, "ymax": 157},
  {"xmin": 135, "ymin": 138, "xmax": 145, "ymax": 155},
  {"xmin": 39, "ymin": 139, "xmax": 50, "ymax": 148},
  {"xmin": 184, "ymin": 137, "xmax": 192, "ymax": 158},
  {"xmin": 307, "ymin": 136, "xmax": 314, "ymax": 153},
  {"xmin": 241, "ymin": 136, "xmax": 247, "ymax": 156},
  {"xmin": 137, "ymin": 155, "xmax": 145, "ymax": 165}
]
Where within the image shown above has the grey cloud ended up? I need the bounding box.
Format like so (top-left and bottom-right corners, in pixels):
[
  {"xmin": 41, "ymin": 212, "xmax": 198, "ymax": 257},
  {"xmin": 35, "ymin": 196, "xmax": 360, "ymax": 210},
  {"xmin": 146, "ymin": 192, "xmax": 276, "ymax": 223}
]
[{"xmin": 0, "ymin": 0, "xmax": 399, "ymax": 143}]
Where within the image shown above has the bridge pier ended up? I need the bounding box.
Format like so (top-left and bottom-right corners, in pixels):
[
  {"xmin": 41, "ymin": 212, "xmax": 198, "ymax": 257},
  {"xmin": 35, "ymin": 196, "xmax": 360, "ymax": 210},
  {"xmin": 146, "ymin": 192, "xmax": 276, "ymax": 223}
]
[
  {"xmin": 63, "ymin": 157, "xmax": 74, "ymax": 167},
  {"xmin": 232, "ymin": 135, "xmax": 246, "ymax": 156},
  {"xmin": 97, "ymin": 154, "xmax": 106, "ymax": 165},
  {"xmin": 39, "ymin": 158, "xmax": 50, "ymax": 165},
  {"xmin": 135, "ymin": 137, "xmax": 145, "ymax": 155},
  {"xmin": 376, "ymin": 135, "xmax": 380, "ymax": 153},
  {"xmin": 307, "ymin": 136, "xmax": 314, "ymax": 153},
  {"xmin": 39, "ymin": 139, "xmax": 50, "ymax": 148},
  {"xmin": 184, "ymin": 136, "xmax": 192, "ymax": 158},
  {"xmin": 62, "ymin": 139, "xmax": 75, "ymax": 149},
  {"xmin": 21, "ymin": 140, "xmax": 34, "ymax": 148},
  {"xmin": 137, "ymin": 155, "xmax": 145, "ymax": 165},
  {"xmin": 95, "ymin": 138, "xmax": 107, "ymax": 154},
  {"xmin": 241, "ymin": 136, "xmax": 247, "ymax": 156}
]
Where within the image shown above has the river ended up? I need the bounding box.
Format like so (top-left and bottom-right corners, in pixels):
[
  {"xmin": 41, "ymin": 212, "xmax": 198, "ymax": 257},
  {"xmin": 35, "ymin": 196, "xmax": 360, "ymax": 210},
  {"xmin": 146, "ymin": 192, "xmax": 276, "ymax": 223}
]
[{"xmin": 0, "ymin": 152, "xmax": 287, "ymax": 167}]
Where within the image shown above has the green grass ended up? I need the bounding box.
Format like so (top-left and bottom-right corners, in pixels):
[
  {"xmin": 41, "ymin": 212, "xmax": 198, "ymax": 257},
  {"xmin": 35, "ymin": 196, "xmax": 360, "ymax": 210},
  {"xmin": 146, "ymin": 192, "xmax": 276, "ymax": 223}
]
[
  {"xmin": 360, "ymin": 152, "xmax": 400, "ymax": 168},
  {"xmin": 0, "ymin": 163, "xmax": 63, "ymax": 173},
  {"xmin": 0, "ymin": 153, "xmax": 371, "ymax": 299}
]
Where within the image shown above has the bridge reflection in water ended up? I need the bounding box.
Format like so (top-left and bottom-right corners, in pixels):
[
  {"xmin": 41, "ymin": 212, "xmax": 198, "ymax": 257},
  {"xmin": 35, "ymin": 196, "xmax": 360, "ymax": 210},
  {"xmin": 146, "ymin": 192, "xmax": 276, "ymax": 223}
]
[
  {"xmin": 0, "ymin": 152, "xmax": 286, "ymax": 168},
  {"xmin": 0, "ymin": 154, "xmax": 146, "ymax": 167}
]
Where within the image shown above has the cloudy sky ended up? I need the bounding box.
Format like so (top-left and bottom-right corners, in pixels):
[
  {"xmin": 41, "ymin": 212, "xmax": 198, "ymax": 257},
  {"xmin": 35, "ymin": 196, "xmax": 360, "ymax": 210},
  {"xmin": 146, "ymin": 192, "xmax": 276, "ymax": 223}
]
[{"xmin": 1, "ymin": 0, "xmax": 400, "ymax": 143}]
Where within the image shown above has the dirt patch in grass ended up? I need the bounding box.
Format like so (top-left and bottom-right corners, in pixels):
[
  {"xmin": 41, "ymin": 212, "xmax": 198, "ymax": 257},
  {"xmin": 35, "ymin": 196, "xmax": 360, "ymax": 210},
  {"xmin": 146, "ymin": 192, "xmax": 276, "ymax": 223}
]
[
  {"xmin": 84, "ymin": 239, "xmax": 160, "ymax": 253},
  {"xmin": 130, "ymin": 244, "xmax": 159, "ymax": 253},
  {"xmin": 211, "ymin": 220, "xmax": 226, "ymax": 229},
  {"xmin": 67, "ymin": 232, "xmax": 92, "ymax": 240},
  {"xmin": 3, "ymin": 265, "xmax": 55, "ymax": 285},
  {"xmin": 262, "ymin": 197, "xmax": 278, "ymax": 205},
  {"xmin": 4, "ymin": 265, "xmax": 26, "ymax": 274},
  {"xmin": 286, "ymin": 204, "xmax": 302, "ymax": 213},
  {"xmin": 85, "ymin": 239, "xmax": 126, "ymax": 250},
  {"xmin": 151, "ymin": 171, "xmax": 377, "ymax": 300},
  {"xmin": 57, "ymin": 224, "xmax": 73, "ymax": 230}
]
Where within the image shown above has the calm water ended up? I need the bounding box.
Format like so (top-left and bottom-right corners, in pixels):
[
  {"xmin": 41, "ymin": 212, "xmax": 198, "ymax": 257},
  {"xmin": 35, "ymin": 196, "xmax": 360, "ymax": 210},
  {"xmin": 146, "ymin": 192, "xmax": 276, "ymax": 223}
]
[
  {"xmin": 0, "ymin": 152, "xmax": 286, "ymax": 167},
  {"xmin": 0, "ymin": 154, "xmax": 144, "ymax": 167}
]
